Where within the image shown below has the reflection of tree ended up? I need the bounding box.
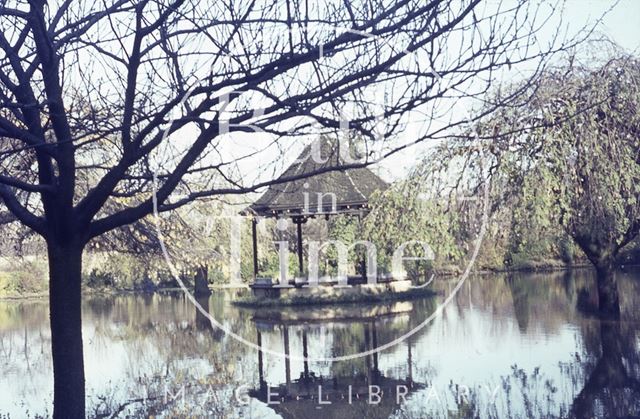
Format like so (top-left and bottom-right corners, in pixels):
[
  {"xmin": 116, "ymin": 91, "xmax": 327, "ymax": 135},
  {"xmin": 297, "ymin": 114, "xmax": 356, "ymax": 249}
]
[
  {"xmin": 506, "ymin": 276, "xmax": 532, "ymax": 332},
  {"xmin": 562, "ymin": 270, "xmax": 576, "ymax": 306},
  {"xmin": 442, "ymin": 317, "xmax": 640, "ymax": 419},
  {"xmin": 570, "ymin": 321, "xmax": 640, "ymax": 418},
  {"xmin": 437, "ymin": 271, "xmax": 640, "ymax": 418},
  {"xmin": 507, "ymin": 270, "xmax": 579, "ymax": 333},
  {"xmin": 82, "ymin": 293, "xmax": 255, "ymax": 417},
  {"xmin": 195, "ymin": 295, "xmax": 211, "ymax": 330},
  {"xmin": 445, "ymin": 270, "xmax": 590, "ymax": 338},
  {"xmin": 504, "ymin": 270, "xmax": 640, "ymax": 417}
]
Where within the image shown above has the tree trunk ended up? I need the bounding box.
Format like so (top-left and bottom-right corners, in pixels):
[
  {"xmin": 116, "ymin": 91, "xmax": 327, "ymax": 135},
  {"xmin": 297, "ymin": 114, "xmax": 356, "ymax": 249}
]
[
  {"xmin": 47, "ymin": 241, "xmax": 86, "ymax": 418},
  {"xmin": 194, "ymin": 265, "xmax": 211, "ymax": 297},
  {"xmin": 595, "ymin": 259, "xmax": 620, "ymax": 319}
]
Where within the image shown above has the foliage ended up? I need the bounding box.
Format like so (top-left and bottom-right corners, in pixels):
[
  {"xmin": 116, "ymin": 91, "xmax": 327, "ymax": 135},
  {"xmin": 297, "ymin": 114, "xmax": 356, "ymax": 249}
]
[
  {"xmin": 0, "ymin": 258, "xmax": 48, "ymax": 296},
  {"xmin": 363, "ymin": 178, "xmax": 466, "ymax": 276},
  {"xmin": 538, "ymin": 57, "xmax": 640, "ymax": 265},
  {"xmin": 83, "ymin": 199, "xmax": 261, "ymax": 287},
  {"xmin": 417, "ymin": 52, "xmax": 640, "ymax": 274},
  {"xmin": 360, "ymin": 54, "xmax": 640, "ymax": 274},
  {"xmin": 481, "ymin": 54, "xmax": 640, "ymax": 268},
  {"xmin": 325, "ymin": 214, "xmax": 364, "ymax": 275}
]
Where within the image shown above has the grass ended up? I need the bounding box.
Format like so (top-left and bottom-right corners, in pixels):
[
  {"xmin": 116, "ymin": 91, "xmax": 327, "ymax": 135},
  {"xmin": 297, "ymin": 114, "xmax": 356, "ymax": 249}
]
[{"xmin": 233, "ymin": 286, "xmax": 436, "ymax": 307}]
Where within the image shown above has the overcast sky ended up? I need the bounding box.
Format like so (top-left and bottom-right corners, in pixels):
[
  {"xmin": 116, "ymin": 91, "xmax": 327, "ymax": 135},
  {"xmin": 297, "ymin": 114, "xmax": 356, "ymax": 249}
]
[{"xmin": 376, "ymin": 0, "xmax": 640, "ymax": 180}]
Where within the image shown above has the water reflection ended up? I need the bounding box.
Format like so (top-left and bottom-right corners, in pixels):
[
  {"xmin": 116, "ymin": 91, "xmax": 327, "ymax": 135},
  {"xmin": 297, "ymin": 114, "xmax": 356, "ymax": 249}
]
[
  {"xmin": 0, "ymin": 268, "xmax": 638, "ymax": 417},
  {"xmin": 249, "ymin": 303, "xmax": 425, "ymax": 419},
  {"xmin": 569, "ymin": 314, "xmax": 640, "ymax": 417}
]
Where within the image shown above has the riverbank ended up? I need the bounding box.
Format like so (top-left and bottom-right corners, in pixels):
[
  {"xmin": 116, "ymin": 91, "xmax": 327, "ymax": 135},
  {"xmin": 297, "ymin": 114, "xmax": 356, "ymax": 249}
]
[
  {"xmin": 0, "ymin": 284, "xmax": 186, "ymax": 301},
  {"xmin": 2, "ymin": 262, "xmax": 639, "ymax": 301}
]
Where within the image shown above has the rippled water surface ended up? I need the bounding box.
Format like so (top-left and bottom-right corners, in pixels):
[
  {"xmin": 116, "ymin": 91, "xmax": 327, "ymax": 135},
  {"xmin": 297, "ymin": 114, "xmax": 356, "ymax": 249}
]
[{"xmin": 1, "ymin": 268, "xmax": 639, "ymax": 418}]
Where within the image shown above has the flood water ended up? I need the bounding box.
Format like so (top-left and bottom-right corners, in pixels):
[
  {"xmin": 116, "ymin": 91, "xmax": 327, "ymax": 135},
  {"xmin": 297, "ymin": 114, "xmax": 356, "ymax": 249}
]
[{"xmin": 1, "ymin": 269, "xmax": 639, "ymax": 418}]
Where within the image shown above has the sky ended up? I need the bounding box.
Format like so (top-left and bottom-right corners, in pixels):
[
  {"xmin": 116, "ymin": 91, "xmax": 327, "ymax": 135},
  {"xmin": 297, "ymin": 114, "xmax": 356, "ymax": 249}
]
[
  {"xmin": 211, "ymin": 0, "xmax": 640, "ymax": 198},
  {"xmin": 575, "ymin": 0, "xmax": 640, "ymax": 52},
  {"xmin": 376, "ymin": 0, "xmax": 640, "ymax": 181}
]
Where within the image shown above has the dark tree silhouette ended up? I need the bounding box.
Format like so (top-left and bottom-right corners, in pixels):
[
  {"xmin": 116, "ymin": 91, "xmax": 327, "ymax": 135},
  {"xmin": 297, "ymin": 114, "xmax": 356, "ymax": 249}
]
[
  {"xmin": 0, "ymin": 0, "xmax": 579, "ymax": 416},
  {"xmin": 570, "ymin": 319, "xmax": 640, "ymax": 417}
]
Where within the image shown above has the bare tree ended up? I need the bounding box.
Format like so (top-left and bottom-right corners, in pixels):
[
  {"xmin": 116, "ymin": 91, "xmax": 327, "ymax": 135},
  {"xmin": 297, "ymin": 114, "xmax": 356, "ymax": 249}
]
[
  {"xmin": 0, "ymin": 0, "xmax": 580, "ymax": 416},
  {"xmin": 0, "ymin": 210, "xmax": 14, "ymax": 224}
]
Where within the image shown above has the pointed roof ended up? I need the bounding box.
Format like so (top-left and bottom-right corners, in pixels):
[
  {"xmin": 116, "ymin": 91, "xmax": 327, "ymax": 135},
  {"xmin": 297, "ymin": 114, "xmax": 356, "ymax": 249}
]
[{"xmin": 247, "ymin": 138, "xmax": 388, "ymax": 217}]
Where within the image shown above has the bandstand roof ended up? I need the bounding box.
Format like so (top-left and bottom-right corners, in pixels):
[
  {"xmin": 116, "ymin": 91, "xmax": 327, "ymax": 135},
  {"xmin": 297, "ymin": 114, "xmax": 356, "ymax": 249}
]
[{"xmin": 245, "ymin": 138, "xmax": 388, "ymax": 218}]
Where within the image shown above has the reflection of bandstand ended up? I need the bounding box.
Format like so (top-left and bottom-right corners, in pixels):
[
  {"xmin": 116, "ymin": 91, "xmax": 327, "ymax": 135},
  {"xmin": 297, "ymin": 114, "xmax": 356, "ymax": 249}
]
[{"xmin": 249, "ymin": 303, "xmax": 422, "ymax": 418}]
